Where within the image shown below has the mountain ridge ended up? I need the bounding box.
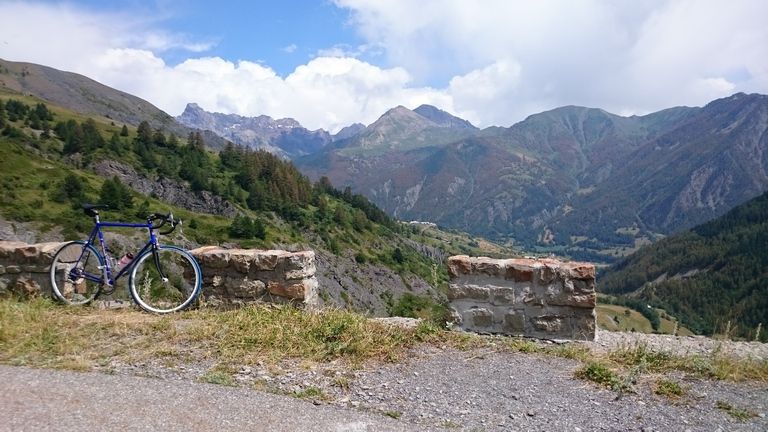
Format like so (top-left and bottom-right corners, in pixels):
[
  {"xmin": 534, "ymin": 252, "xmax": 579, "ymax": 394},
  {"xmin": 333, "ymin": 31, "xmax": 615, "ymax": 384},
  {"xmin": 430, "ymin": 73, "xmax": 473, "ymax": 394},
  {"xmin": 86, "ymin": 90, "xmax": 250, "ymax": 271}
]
[{"xmin": 296, "ymin": 92, "xmax": 768, "ymax": 262}]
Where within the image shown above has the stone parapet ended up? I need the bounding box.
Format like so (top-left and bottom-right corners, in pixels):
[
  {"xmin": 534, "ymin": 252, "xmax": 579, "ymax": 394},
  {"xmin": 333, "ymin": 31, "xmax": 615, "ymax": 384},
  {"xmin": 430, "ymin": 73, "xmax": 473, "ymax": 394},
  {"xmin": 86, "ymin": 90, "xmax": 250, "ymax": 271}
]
[
  {"xmin": 187, "ymin": 246, "xmax": 318, "ymax": 308},
  {"xmin": 447, "ymin": 255, "xmax": 596, "ymax": 340},
  {"xmin": 0, "ymin": 241, "xmax": 61, "ymax": 296},
  {"xmin": 0, "ymin": 241, "xmax": 318, "ymax": 309}
]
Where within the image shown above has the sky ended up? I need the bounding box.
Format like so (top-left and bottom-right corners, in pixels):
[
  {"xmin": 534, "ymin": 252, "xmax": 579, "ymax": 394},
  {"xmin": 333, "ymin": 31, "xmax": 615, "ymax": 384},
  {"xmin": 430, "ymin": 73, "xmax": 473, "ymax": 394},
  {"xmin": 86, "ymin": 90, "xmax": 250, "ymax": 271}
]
[{"xmin": 0, "ymin": 0, "xmax": 767, "ymax": 132}]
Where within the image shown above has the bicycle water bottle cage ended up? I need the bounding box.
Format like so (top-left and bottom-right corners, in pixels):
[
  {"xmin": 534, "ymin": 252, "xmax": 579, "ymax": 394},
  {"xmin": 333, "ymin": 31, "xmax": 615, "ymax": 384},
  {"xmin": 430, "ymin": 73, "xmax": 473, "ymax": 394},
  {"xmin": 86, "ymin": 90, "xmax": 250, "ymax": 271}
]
[{"xmin": 82, "ymin": 204, "xmax": 109, "ymax": 217}]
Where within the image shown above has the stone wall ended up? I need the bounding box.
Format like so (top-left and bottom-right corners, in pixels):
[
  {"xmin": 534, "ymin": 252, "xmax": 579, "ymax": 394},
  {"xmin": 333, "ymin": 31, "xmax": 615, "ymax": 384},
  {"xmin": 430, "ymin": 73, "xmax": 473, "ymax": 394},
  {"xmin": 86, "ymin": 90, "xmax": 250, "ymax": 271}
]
[
  {"xmin": 189, "ymin": 246, "xmax": 318, "ymax": 308},
  {"xmin": 447, "ymin": 255, "xmax": 596, "ymax": 341},
  {"xmin": 0, "ymin": 241, "xmax": 318, "ymax": 309},
  {"xmin": 0, "ymin": 241, "xmax": 61, "ymax": 296}
]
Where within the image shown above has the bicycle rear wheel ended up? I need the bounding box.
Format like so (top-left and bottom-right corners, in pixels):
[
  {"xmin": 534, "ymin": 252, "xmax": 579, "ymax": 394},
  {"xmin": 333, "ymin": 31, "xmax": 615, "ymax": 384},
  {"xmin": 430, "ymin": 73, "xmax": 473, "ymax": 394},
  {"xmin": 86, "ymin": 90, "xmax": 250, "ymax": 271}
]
[
  {"xmin": 128, "ymin": 246, "xmax": 201, "ymax": 313},
  {"xmin": 49, "ymin": 241, "xmax": 103, "ymax": 305}
]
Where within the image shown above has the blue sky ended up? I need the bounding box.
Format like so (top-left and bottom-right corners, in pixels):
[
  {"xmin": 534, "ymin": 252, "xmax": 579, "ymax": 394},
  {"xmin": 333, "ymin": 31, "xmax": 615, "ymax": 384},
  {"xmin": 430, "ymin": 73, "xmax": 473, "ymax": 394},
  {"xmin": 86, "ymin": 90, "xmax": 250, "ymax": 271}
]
[
  {"xmin": 1, "ymin": 1, "xmax": 767, "ymax": 132},
  {"xmin": 27, "ymin": 0, "xmax": 368, "ymax": 76}
]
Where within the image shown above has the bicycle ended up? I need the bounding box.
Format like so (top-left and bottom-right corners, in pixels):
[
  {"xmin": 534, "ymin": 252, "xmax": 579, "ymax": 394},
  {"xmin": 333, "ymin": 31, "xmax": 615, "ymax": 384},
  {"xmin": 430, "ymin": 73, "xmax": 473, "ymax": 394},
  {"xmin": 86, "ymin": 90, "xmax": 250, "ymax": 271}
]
[{"xmin": 49, "ymin": 204, "xmax": 202, "ymax": 314}]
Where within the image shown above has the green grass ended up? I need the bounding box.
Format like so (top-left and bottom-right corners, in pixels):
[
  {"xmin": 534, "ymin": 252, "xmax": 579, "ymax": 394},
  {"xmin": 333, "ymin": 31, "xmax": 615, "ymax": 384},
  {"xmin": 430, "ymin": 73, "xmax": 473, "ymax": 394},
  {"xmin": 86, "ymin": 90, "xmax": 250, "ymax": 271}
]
[
  {"xmin": 607, "ymin": 342, "xmax": 768, "ymax": 382},
  {"xmin": 293, "ymin": 386, "xmax": 325, "ymax": 399},
  {"xmin": 574, "ymin": 362, "xmax": 630, "ymax": 391},
  {"xmin": 596, "ymin": 304, "xmax": 692, "ymax": 336},
  {"xmin": 654, "ymin": 379, "xmax": 685, "ymax": 398},
  {"xmin": 715, "ymin": 400, "xmax": 756, "ymax": 421},
  {"xmin": 200, "ymin": 370, "xmax": 235, "ymax": 386}
]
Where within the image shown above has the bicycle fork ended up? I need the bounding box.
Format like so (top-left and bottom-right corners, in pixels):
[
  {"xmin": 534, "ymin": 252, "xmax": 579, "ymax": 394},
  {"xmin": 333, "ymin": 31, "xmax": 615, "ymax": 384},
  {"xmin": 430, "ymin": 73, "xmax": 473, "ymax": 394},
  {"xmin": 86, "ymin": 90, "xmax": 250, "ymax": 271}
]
[{"xmin": 152, "ymin": 248, "xmax": 170, "ymax": 283}]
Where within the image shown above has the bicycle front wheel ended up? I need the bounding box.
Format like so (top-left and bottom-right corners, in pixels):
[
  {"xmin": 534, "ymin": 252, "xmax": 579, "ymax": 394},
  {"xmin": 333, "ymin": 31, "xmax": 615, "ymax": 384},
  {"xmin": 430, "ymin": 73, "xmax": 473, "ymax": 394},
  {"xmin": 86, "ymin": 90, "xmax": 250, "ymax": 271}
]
[
  {"xmin": 50, "ymin": 241, "xmax": 104, "ymax": 305},
  {"xmin": 128, "ymin": 246, "xmax": 202, "ymax": 313}
]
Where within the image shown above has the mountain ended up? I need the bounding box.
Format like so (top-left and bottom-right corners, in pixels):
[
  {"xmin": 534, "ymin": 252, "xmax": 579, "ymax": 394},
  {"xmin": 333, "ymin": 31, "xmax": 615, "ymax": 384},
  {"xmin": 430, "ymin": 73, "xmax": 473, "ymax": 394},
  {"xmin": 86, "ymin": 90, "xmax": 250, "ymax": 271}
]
[
  {"xmin": 333, "ymin": 123, "xmax": 365, "ymax": 141},
  {"xmin": 413, "ymin": 104, "xmax": 477, "ymax": 130},
  {"xmin": 599, "ymin": 190, "xmax": 768, "ymax": 341},
  {"xmin": 176, "ymin": 103, "xmax": 332, "ymax": 159},
  {"xmin": 297, "ymin": 94, "xmax": 768, "ymax": 262},
  {"xmin": 0, "ymin": 58, "xmax": 228, "ymax": 149},
  {"xmin": 554, "ymin": 93, "xmax": 768, "ymax": 250}
]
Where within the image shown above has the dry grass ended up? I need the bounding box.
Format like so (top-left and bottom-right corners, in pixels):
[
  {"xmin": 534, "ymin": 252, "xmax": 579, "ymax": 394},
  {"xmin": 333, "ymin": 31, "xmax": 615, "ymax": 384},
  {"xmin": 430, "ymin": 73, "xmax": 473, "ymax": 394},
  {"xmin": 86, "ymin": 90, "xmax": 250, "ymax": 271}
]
[
  {"xmin": 1, "ymin": 298, "xmax": 766, "ymax": 390},
  {"xmin": 0, "ymin": 297, "xmax": 440, "ymax": 371}
]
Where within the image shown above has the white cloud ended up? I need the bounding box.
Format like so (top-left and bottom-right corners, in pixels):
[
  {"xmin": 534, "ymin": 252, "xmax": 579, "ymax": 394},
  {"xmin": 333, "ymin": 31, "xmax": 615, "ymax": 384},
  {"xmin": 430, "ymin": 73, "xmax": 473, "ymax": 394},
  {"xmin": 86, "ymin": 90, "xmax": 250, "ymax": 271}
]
[
  {"xmin": 1, "ymin": 0, "xmax": 766, "ymax": 132},
  {"xmin": 337, "ymin": 0, "xmax": 768, "ymax": 123},
  {"xmin": 282, "ymin": 44, "xmax": 298, "ymax": 54}
]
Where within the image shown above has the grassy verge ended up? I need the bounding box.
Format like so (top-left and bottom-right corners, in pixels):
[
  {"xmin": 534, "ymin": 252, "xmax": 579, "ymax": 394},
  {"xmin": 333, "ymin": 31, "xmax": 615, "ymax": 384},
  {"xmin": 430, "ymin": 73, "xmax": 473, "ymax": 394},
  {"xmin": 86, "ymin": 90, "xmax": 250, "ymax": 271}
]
[
  {"xmin": 0, "ymin": 297, "xmax": 442, "ymax": 371},
  {"xmin": 1, "ymin": 297, "xmax": 765, "ymax": 391},
  {"xmin": 573, "ymin": 342, "xmax": 768, "ymax": 393}
]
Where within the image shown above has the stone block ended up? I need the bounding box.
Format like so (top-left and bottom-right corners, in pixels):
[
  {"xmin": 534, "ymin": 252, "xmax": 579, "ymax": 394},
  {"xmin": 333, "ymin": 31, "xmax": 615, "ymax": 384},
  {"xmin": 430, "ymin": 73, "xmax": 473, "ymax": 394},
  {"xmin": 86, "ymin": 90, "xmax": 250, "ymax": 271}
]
[
  {"xmin": 267, "ymin": 281, "xmax": 307, "ymax": 300},
  {"xmin": 464, "ymin": 307, "xmax": 493, "ymax": 328},
  {"xmin": 227, "ymin": 278, "xmax": 266, "ymax": 298},
  {"xmin": 537, "ymin": 265, "xmax": 557, "ymax": 284},
  {"xmin": 252, "ymin": 252, "xmax": 282, "ymax": 271},
  {"xmin": 563, "ymin": 262, "xmax": 595, "ymax": 280},
  {"xmin": 446, "ymin": 255, "xmax": 472, "ymax": 278},
  {"xmin": 531, "ymin": 315, "xmax": 565, "ymax": 333},
  {"xmin": 5, "ymin": 266, "xmax": 20, "ymax": 274},
  {"xmin": 229, "ymin": 252, "xmax": 253, "ymax": 273},
  {"xmin": 505, "ymin": 266, "xmax": 533, "ymax": 282},
  {"xmin": 472, "ymin": 258, "xmax": 504, "ymax": 276},
  {"xmin": 447, "ymin": 284, "xmax": 491, "ymax": 301},
  {"xmin": 503, "ymin": 310, "xmax": 525, "ymax": 333},
  {"xmin": 490, "ymin": 286, "xmax": 515, "ymax": 305},
  {"xmin": 191, "ymin": 247, "xmax": 231, "ymax": 269}
]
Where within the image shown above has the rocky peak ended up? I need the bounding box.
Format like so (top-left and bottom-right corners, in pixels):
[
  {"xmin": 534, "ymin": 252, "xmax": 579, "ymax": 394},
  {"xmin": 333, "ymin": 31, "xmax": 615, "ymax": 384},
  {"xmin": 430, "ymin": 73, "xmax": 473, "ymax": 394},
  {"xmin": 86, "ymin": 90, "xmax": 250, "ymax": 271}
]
[
  {"xmin": 333, "ymin": 123, "xmax": 366, "ymax": 141},
  {"xmin": 414, "ymin": 104, "xmax": 477, "ymax": 130}
]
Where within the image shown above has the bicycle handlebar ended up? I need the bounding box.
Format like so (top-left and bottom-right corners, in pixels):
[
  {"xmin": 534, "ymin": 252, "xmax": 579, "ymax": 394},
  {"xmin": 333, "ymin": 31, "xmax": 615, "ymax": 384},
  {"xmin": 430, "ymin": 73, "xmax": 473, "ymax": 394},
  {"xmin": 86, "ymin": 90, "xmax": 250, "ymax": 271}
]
[{"xmin": 147, "ymin": 212, "xmax": 180, "ymax": 235}]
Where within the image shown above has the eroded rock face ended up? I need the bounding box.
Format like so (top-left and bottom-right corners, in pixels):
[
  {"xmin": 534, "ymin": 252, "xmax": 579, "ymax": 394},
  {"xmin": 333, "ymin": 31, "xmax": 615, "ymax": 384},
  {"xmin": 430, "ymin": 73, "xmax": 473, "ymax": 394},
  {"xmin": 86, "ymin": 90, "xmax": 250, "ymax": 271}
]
[
  {"xmin": 447, "ymin": 255, "xmax": 596, "ymax": 340},
  {"xmin": 92, "ymin": 160, "xmax": 237, "ymax": 217}
]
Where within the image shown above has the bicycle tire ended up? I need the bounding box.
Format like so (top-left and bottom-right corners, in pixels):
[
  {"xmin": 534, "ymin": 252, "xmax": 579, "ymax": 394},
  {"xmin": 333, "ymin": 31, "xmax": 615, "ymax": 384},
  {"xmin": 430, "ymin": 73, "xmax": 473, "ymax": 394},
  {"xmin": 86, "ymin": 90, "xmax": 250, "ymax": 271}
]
[
  {"xmin": 128, "ymin": 245, "xmax": 202, "ymax": 313},
  {"xmin": 49, "ymin": 241, "xmax": 104, "ymax": 305}
]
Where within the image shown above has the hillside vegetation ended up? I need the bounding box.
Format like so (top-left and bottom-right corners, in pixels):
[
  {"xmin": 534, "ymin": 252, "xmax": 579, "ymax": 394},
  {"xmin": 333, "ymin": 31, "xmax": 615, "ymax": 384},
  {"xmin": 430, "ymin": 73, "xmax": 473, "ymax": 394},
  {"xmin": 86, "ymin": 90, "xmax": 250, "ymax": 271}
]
[
  {"xmin": 600, "ymin": 191, "xmax": 768, "ymax": 341},
  {"xmin": 0, "ymin": 90, "xmax": 510, "ymax": 317}
]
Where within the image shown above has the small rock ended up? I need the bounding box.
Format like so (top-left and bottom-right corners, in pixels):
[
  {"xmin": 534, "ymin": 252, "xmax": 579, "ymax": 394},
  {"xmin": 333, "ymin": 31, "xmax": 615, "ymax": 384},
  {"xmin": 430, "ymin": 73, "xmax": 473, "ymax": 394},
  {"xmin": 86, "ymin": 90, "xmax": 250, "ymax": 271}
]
[{"xmin": 526, "ymin": 411, "xmax": 535, "ymax": 417}]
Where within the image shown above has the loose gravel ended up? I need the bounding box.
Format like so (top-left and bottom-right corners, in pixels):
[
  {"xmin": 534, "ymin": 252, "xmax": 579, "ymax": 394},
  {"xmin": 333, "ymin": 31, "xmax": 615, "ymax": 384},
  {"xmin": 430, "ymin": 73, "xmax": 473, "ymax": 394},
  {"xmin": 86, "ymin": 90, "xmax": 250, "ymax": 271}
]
[
  {"xmin": 7, "ymin": 329, "xmax": 768, "ymax": 431},
  {"xmin": 91, "ymin": 329, "xmax": 768, "ymax": 431}
]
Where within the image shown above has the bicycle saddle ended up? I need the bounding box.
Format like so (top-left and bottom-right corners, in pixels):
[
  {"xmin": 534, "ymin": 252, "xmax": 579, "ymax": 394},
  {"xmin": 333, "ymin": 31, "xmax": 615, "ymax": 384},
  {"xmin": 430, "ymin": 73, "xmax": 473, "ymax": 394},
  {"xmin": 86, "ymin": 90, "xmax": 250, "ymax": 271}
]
[{"xmin": 82, "ymin": 203, "xmax": 109, "ymax": 217}]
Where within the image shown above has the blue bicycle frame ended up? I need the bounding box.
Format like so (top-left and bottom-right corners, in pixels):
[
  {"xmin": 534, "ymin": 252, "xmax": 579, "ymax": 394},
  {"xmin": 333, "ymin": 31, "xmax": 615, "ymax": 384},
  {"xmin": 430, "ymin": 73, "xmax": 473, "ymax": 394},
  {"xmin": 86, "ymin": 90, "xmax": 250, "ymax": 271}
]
[{"xmin": 80, "ymin": 214, "xmax": 160, "ymax": 287}]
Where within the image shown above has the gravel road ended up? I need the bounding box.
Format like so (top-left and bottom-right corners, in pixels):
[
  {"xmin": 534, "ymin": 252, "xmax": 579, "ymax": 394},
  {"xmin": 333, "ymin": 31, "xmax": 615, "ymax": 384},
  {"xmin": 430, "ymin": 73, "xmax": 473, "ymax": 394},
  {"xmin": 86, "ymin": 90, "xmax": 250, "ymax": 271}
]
[
  {"xmin": 0, "ymin": 365, "xmax": 413, "ymax": 432},
  {"xmin": 3, "ymin": 330, "xmax": 767, "ymax": 431}
]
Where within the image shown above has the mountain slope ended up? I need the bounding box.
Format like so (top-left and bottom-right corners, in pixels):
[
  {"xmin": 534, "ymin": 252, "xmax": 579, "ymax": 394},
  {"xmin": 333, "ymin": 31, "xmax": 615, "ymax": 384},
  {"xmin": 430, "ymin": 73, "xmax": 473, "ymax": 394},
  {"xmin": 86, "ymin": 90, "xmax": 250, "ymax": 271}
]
[
  {"xmin": 599, "ymin": 190, "xmax": 768, "ymax": 340},
  {"xmin": 556, "ymin": 93, "xmax": 768, "ymax": 243},
  {"xmin": 0, "ymin": 58, "xmax": 228, "ymax": 149},
  {"xmin": 297, "ymin": 94, "xmax": 768, "ymax": 262}
]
